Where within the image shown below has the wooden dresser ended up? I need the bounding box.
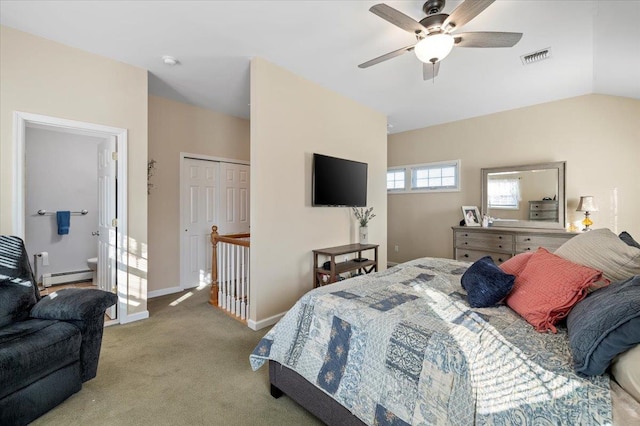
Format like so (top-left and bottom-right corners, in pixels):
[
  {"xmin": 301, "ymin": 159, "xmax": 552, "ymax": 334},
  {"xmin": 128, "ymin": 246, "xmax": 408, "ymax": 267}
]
[{"xmin": 452, "ymin": 226, "xmax": 579, "ymax": 265}]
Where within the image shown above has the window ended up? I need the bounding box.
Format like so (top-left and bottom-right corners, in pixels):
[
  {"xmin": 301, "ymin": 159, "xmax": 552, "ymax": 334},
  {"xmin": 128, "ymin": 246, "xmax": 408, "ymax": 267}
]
[
  {"xmin": 387, "ymin": 160, "xmax": 460, "ymax": 194},
  {"xmin": 411, "ymin": 163, "xmax": 458, "ymax": 190},
  {"xmin": 488, "ymin": 178, "xmax": 521, "ymax": 209},
  {"xmin": 387, "ymin": 169, "xmax": 405, "ymax": 190}
]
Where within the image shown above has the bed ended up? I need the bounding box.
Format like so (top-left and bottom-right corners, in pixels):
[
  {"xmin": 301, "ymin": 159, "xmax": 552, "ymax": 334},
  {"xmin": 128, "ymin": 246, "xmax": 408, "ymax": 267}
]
[{"xmin": 250, "ymin": 230, "xmax": 640, "ymax": 425}]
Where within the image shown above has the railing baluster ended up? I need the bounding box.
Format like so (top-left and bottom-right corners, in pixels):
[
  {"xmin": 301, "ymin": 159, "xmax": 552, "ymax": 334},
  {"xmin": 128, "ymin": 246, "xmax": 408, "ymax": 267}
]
[
  {"xmin": 217, "ymin": 242, "xmax": 222, "ymax": 307},
  {"xmin": 224, "ymin": 244, "xmax": 233, "ymax": 311},
  {"xmin": 240, "ymin": 246, "xmax": 245, "ymax": 320},
  {"xmin": 246, "ymin": 245, "xmax": 250, "ymax": 320},
  {"xmin": 222, "ymin": 242, "xmax": 226, "ymax": 310}
]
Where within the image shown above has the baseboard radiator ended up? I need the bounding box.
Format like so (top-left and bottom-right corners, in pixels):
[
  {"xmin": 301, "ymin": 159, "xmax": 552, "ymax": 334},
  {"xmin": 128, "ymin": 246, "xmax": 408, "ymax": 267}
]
[
  {"xmin": 210, "ymin": 226, "xmax": 251, "ymax": 323},
  {"xmin": 42, "ymin": 270, "xmax": 93, "ymax": 288}
]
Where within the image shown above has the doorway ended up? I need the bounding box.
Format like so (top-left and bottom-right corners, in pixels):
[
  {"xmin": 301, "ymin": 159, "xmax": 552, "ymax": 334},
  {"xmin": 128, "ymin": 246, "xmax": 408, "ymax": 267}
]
[
  {"xmin": 179, "ymin": 154, "xmax": 250, "ymax": 290},
  {"xmin": 12, "ymin": 112, "xmax": 128, "ymax": 324}
]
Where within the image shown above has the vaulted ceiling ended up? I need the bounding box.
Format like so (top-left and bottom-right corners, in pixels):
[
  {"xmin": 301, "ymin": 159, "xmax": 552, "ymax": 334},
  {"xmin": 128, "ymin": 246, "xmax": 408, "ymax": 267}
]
[{"xmin": 1, "ymin": 1, "xmax": 638, "ymax": 133}]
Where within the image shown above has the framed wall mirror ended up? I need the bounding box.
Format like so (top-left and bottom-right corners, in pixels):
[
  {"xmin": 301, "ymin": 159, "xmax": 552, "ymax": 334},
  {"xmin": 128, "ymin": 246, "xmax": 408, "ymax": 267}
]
[{"xmin": 481, "ymin": 161, "xmax": 566, "ymax": 229}]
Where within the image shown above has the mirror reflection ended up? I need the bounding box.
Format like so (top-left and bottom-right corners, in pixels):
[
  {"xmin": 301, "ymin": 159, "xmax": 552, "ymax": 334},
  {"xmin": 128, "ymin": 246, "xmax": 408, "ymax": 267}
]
[
  {"xmin": 486, "ymin": 169, "xmax": 558, "ymax": 221},
  {"xmin": 482, "ymin": 162, "xmax": 566, "ymax": 229}
]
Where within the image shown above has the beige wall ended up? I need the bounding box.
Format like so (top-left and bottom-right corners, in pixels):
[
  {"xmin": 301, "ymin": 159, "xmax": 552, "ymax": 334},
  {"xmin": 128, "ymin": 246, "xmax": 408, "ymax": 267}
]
[
  {"xmin": 250, "ymin": 58, "xmax": 387, "ymax": 328},
  {"xmin": 0, "ymin": 26, "xmax": 148, "ymax": 316},
  {"xmin": 147, "ymin": 95, "xmax": 250, "ymax": 293},
  {"xmin": 388, "ymin": 94, "xmax": 640, "ymax": 263}
]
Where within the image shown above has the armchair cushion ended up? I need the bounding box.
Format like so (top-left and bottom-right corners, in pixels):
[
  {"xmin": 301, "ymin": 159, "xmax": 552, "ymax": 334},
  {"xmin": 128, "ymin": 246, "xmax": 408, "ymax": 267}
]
[
  {"xmin": 0, "ymin": 319, "xmax": 81, "ymax": 399},
  {"xmin": 30, "ymin": 288, "xmax": 118, "ymax": 321}
]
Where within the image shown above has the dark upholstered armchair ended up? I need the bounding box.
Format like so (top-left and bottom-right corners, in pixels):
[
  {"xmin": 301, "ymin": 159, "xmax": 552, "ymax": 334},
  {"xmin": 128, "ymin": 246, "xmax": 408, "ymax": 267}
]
[{"xmin": 0, "ymin": 236, "xmax": 117, "ymax": 425}]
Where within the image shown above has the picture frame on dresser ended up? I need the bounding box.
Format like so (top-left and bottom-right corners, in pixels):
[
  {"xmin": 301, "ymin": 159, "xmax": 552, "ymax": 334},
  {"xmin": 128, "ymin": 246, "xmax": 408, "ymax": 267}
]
[{"xmin": 462, "ymin": 206, "xmax": 481, "ymax": 226}]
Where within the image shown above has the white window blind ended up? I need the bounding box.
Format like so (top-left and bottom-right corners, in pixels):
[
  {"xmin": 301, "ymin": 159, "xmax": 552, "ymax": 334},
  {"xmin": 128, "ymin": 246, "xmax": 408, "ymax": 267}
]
[{"xmin": 488, "ymin": 178, "xmax": 521, "ymax": 209}]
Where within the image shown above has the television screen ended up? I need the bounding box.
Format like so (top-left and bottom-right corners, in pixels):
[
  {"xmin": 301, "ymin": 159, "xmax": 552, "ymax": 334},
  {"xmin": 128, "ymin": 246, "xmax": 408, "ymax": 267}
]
[{"xmin": 313, "ymin": 153, "xmax": 367, "ymax": 207}]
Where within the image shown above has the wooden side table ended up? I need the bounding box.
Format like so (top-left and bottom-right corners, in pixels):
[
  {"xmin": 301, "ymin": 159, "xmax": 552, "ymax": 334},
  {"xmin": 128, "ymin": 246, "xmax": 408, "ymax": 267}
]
[{"xmin": 312, "ymin": 243, "xmax": 378, "ymax": 287}]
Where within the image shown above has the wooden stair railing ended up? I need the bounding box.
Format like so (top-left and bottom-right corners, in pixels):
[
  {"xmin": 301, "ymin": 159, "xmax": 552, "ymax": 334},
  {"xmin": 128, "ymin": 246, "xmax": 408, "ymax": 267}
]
[{"xmin": 209, "ymin": 225, "xmax": 251, "ymax": 321}]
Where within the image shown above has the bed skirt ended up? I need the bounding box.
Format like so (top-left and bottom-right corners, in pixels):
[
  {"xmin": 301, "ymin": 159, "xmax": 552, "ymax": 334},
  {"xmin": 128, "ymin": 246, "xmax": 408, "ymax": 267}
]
[{"xmin": 269, "ymin": 360, "xmax": 364, "ymax": 426}]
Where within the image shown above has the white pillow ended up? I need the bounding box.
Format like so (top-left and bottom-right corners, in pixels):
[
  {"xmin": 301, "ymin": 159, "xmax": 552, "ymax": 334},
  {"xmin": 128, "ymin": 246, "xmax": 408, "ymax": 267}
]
[
  {"xmin": 612, "ymin": 344, "xmax": 640, "ymax": 403},
  {"xmin": 554, "ymin": 228, "xmax": 640, "ymax": 282}
]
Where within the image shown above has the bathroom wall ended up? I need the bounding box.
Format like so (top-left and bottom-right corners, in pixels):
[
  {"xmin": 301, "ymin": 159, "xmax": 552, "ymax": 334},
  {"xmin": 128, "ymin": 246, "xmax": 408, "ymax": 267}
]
[{"xmin": 24, "ymin": 127, "xmax": 103, "ymax": 279}]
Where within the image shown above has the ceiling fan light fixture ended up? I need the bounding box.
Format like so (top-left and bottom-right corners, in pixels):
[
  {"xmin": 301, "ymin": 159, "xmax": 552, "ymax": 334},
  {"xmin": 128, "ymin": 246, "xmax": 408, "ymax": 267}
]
[{"xmin": 414, "ymin": 34, "xmax": 454, "ymax": 63}]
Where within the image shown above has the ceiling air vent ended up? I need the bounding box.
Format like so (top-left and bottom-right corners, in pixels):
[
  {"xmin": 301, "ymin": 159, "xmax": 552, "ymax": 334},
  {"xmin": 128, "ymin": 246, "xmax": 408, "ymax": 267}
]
[{"xmin": 521, "ymin": 48, "xmax": 551, "ymax": 65}]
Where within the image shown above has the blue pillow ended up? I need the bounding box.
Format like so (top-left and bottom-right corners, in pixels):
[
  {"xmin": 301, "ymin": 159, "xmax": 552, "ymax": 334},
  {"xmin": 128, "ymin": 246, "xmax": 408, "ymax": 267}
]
[
  {"xmin": 619, "ymin": 231, "xmax": 640, "ymax": 249},
  {"xmin": 567, "ymin": 275, "xmax": 640, "ymax": 376},
  {"xmin": 461, "ymin": 256, "xmax": 515, "ymax": 308}
]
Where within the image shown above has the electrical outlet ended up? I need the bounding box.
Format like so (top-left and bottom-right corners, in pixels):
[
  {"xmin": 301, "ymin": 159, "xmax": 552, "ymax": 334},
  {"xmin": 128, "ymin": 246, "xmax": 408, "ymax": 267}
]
[{"xmin": 394, "ymin": 245, "xmax": 399, "ymax": 252}]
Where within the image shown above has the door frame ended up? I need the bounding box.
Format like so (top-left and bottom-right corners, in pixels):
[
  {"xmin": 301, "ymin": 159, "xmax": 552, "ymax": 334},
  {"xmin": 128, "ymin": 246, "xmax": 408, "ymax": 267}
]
[
  {"xmin": 178, "ymin": 152, "xmax": 249, "ymax": 291},
  {"xmin": 12, "ymin": 111, "xmax": 129, "ymax": 324}
]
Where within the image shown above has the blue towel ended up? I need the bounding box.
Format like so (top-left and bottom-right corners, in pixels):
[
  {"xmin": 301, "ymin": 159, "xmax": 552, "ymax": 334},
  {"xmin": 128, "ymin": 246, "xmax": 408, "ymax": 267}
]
[{"xmin": 56, "ymin": 211, "xmax": 70, "ymax": 235}]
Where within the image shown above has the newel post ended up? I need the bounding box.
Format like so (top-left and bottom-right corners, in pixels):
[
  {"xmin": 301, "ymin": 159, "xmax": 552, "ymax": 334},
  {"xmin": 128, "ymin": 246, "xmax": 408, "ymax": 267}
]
[{"xmin": 209, "ymin": 225, "xmax": 219, "ymax": 306}]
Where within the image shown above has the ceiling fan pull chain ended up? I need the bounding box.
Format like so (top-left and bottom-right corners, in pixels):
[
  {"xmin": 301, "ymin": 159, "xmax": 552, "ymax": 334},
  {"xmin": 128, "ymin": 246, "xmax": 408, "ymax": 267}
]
[{"xmin": 432, "ymin": 61, "xmax": 436, "ymax": 84}]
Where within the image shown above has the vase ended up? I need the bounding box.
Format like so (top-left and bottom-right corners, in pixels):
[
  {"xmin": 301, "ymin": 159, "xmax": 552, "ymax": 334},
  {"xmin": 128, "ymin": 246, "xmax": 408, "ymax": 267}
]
[{"xmin": 359, "ymin": 226, "xmax": 368, "ymax": 244}]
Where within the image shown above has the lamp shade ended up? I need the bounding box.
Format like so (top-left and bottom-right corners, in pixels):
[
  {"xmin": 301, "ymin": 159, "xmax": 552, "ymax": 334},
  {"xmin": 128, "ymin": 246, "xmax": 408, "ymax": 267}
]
[
  {"xmin": 576, "ymin": 196, "xmax": 598, "ymax": 212},
  {"xmin": 414, "ymin": 34, "xmax": 454, "ymax": 63}
]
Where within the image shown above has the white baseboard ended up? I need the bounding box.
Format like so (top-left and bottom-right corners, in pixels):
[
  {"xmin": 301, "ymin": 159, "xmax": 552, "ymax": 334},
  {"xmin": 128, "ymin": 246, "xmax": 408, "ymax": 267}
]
[
  {"xmin": 147, "ymin": 286, "xmax": 183, "ymax": 298},
  {"xmin": 248, "ymin": 311, "xmax": 286, "ymax": 331}
]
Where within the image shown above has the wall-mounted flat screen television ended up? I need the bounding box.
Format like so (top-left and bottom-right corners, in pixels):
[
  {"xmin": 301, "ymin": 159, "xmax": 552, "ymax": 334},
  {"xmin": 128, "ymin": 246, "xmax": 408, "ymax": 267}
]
[{"xmin": 312, "ymin": 153, "xmax": 367, "ymax": 207}]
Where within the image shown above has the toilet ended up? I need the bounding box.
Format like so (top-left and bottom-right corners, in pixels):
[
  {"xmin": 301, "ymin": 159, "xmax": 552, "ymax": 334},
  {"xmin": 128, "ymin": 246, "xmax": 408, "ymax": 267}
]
[{"xmin": 87, "ymin": 257, "xmax": 97, "ymax": 286}]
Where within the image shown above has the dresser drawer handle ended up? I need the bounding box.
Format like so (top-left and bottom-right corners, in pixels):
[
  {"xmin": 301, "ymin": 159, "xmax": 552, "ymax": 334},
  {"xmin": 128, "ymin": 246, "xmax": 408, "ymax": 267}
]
[
  {"xmin": 464, "ymin": 242, "xmax": 468, "ymax": 245},
  {"xmin": 525, "ymin": 238, "xmax": 531, "ymax": 241},
  {"xmin": 498, "ymin": 245, "xmax": 502, "ymax": 248},
  {"xmin": 498, "ymin": 258, "xmax": 503, "ymax": 262},
  {"xmin": 498, "ymin": 236, "xmax": 502, "ymax": 239},
  {"xmin": 464, "ymin": 233, "xmax": 468, "ymax": 237},
  {"xmin": 525, "ymin": 247, "xmax": 531, "ymax": 251},
  {"xmin": 464, "ymin": 254, "xmax": 469, "ymax": 258}
]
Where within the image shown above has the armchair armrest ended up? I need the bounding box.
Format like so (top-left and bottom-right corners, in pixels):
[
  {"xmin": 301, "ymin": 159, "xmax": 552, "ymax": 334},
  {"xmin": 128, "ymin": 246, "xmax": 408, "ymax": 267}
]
[
  {"xmin": 30, "ymin": 288, "xmax": 117, "ymax": 382},
  {"xmin": 30, "ymin": 288, "xmax": 117, "ymax": 321}
]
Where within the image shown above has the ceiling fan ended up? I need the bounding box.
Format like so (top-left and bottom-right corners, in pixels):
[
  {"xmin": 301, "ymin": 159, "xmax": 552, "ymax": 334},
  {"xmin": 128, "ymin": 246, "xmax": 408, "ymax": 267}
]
[{"xmin": 359, "ymin": 0, "xmax": 523, "ymax": 80}]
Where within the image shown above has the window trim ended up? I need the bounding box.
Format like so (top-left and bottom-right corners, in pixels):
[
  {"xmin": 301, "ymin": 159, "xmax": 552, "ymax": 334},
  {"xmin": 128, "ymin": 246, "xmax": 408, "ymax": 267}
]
[{"xmin": 387, "ymin": 159, "xmax": 461, "ymax": 194}]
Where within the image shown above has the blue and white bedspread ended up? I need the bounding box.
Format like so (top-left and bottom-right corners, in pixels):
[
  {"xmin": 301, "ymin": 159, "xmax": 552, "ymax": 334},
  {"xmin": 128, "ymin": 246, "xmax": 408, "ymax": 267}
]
[{"xmin": 250, "ymin": 257, "xmax": 612, "ymax": 425}]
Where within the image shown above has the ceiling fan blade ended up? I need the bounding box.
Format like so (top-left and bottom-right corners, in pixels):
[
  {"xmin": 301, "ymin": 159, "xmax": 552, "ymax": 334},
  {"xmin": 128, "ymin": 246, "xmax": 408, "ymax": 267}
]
[
  {"xmin": 423, "ymin": 61, "xmax": 441, "ymax": 80},
  {"xmin": 370, "ymin": 4, "xmax": 427, "ymax": 35},
  {"xmin": 443, "ymin": 0, "xmax": 495, "ymax": 31},
  {"xmin": 454, "ymin": 32, "xmax": 523, "ymax": 48},
  {"xmin": 358, "ymin": 45, "xmax": 415, "ymax": 68}
]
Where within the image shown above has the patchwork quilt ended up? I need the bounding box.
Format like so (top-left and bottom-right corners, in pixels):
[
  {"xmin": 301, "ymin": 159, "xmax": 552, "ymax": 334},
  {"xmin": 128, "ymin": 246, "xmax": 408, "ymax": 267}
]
[{"xmin": 250, "ymin": 257, "xmax": 611, "ymax": 425}]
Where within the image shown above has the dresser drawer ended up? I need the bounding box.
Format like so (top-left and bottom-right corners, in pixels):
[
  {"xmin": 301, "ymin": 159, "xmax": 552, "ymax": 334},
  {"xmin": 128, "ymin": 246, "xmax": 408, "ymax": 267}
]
[
  {"xmin": 529, "ymin": 210, "xmax": 558, "ymax": 220},
  {"xmin": 529, "ymin": 202, "xmax": 558, "ymax": 211},
  {"xmin": 515, "ymin": 234, "xmax": 571, "ymax": 253},
  {"xmin": 455, "ymin": 231, "xmax": 512, "ymax": 252},
  {"xmin": 455, "ymin": 249, "xmax": 512, "ymax": 265}
]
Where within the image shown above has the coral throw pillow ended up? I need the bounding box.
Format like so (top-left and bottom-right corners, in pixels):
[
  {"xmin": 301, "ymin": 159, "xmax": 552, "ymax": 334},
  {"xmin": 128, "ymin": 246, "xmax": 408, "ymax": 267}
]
[
  {"xmin": 505, "ymin": 248, "xmax": 603, "ymax": 333},
  {"xmin": 499, "ymin": 251, "xmax": 534, "ymax": 277}
]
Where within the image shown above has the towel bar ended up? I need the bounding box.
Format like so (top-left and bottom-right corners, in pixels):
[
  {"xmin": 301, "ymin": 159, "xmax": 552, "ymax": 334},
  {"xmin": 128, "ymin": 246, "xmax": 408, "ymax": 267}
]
[{"xmin": 37, "ymin": 209, "xmax": 88, "ymax": 216}]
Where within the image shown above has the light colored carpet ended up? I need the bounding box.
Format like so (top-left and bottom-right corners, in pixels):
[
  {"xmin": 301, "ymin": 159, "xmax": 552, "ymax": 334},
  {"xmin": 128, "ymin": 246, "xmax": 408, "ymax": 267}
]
[{"xmin": 32, "ymin": 285, "xmax": 322, "ymax": 425}]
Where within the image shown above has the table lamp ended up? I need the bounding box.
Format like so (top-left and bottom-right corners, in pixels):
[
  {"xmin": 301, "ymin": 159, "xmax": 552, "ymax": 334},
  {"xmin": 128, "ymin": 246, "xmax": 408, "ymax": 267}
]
[{"xmin": 576, "ymin": 196, "xmax": 598, "ymax": 231}]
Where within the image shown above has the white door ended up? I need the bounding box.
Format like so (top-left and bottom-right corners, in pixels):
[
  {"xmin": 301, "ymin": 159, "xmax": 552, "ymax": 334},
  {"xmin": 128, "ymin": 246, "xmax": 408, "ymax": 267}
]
[
  {"xmin": 219, "ymin": 162, "xmax": 250, "ymax": 235},
  {"xmin": 97, "ymin": 137, "xmax": 117, "ymax": 319},
  {"xmin": 181, "ymin": 158, "xmax": 218, "ymax": 289}
]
